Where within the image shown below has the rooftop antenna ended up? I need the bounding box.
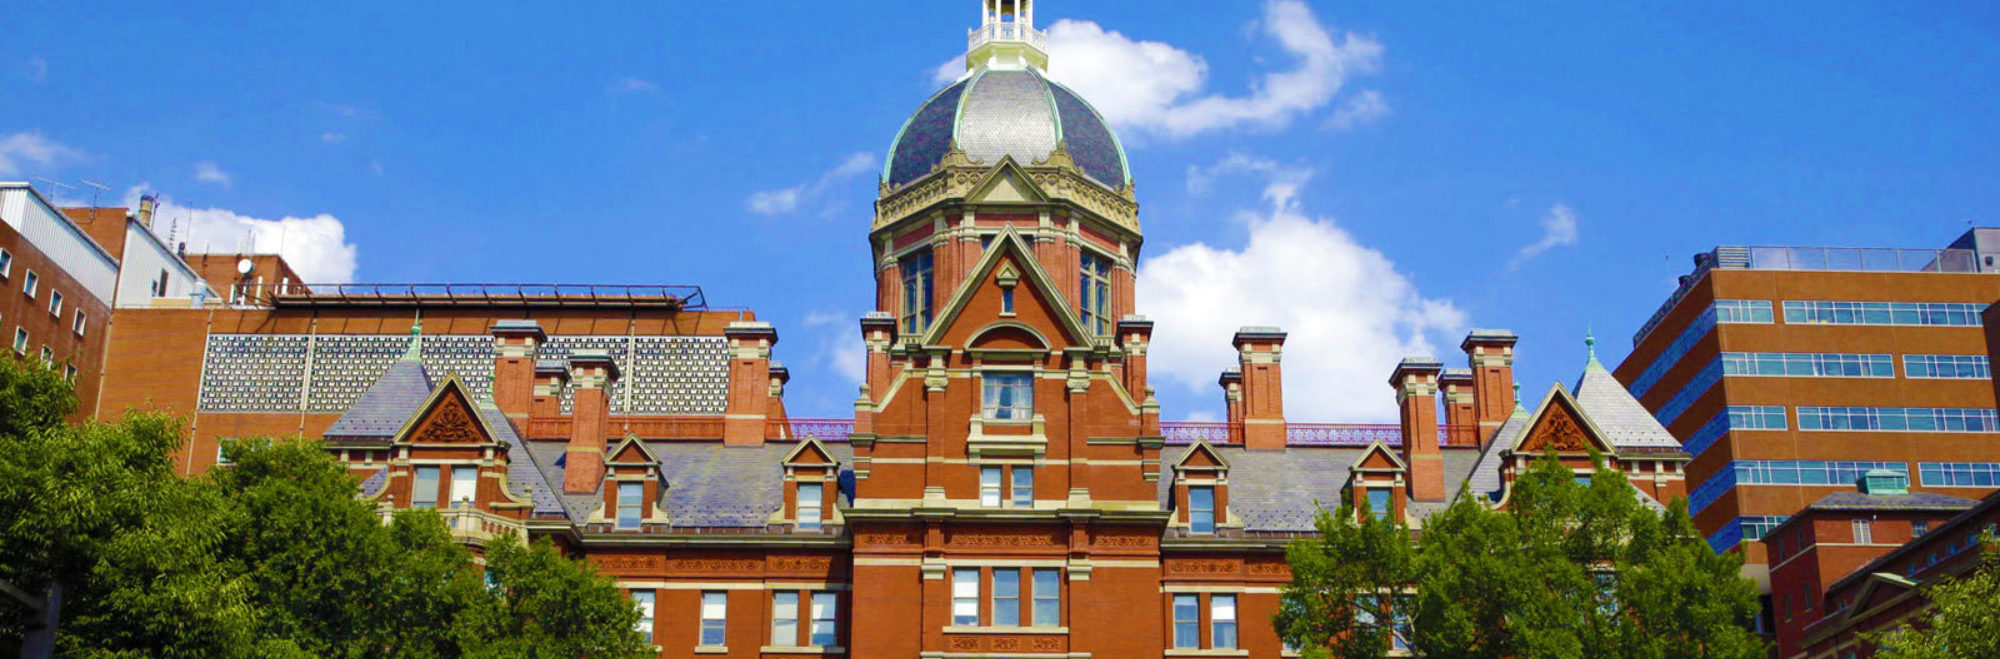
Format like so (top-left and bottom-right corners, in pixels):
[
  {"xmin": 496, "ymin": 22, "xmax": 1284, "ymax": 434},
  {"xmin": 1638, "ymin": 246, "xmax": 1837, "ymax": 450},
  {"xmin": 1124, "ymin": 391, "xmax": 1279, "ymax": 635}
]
[
  {"xmin": 30, "ymin": 177, "xmax": 74, "ymax": 203},
  {"xmin": 78, "ymin": 179, "xmax": 109, "ymax": 209}
]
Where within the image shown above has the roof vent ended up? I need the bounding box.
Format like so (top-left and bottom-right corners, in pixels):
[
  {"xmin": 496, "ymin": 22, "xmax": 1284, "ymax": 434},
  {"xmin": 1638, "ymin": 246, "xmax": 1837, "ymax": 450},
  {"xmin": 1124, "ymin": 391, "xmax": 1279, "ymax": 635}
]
[{"xmin": 1857, "ymin": 469, "xmax": 1909, "ymax": 496}]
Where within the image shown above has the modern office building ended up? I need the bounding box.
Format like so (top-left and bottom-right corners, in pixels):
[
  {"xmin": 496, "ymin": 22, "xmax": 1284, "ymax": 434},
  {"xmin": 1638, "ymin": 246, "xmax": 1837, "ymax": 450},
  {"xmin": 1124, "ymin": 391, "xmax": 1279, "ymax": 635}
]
[{"xmin": 1614, "ymin": 232, "xmax": 2000, "ymax": 593}]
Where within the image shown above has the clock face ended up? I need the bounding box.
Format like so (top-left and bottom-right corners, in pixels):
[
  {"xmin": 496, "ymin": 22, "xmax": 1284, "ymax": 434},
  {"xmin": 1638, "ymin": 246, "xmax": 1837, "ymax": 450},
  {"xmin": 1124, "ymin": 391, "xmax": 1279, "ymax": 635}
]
[{"xmin": 238, "ymin": 259, "xmax": 254, "ymax": 275}]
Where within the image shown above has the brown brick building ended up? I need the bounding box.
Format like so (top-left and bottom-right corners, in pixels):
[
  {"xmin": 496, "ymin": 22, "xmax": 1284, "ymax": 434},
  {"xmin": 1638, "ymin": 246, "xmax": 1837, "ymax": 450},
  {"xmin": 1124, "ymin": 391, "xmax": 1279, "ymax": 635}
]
[
  {"xmin": 1613, "ymin": 235, "xmax": 2000, "ymax": 616},
  {"xmin": 0, "ymin": 184, "xmax": 121, "ymax": 416},
  {"xmin": 73, "ymin": 2, "xmax": 1706, "ymax": 657}
]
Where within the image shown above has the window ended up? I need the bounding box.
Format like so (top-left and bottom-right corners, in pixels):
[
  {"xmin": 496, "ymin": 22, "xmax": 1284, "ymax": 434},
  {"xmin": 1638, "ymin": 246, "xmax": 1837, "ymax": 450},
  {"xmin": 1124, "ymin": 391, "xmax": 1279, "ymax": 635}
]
[
  {"xmin": 1189, "ymin": 486, "xmax": 1216, "ymax": 534},
  {"xmin": 1905, "ymin": 354, "xmax": 1991, "ymax": 379},
  {"xmin": 1031, "ymin": 569, "xmax": 1060, "ymax": 626},
  {"xmin": 980, "ymin": 466, "xmax": 1003, "ymax": 508},
  {"xmin": 62, "ymin": 364, "xmax": 75, "ymax": 382},
  {"xmin": 1913, "ymin": 521, "xmax": 1930, "ymax": 538},
  {"xmin": 982, "ymin": 372, "xmax": 1033, "ymax": 420},
  {"xmin": 1797, "ymin": 407, "xmax": 2000, "ymax": 433},
  {"xmin": 1721, "ymin": 352, "xmax": 1894, "ymax": 378},
  {"xmin": 71, "ymin": 310, "xmax": 85, "ymax": 337},
  {"xmin": 1366, "ymin": 488, "xmax": 1391, "ymax": 521},
  {"xmin": 1079, "ymin": 252, "xmax": 1113, "ymax": 335},
  {"xmin": 22, "ymin": 270, "xmax": 37, "ymax": 298},
  {"xmin": 1011, "ymin": 467, "xmax": 1033, "ymax": 507},
  {"xmin": 0, "ymin": 249, "xmax": 10, "ymax": 277},
  {"xmin": 1728, "ymin": 405, "xmax": 1788, "ymax": 430},
  {"xmin": 1783, "ymin": 300, "xmax": 1985, "ymax": 327},
  {"xmin": 797, "ymin": 482, "xmax": 823, "ymax": 531},
  {"xmin": 215, "ymin": 440, "xmax": 234, "ymax": 466},
  {"xmin": 1920, "ymin": 462, "xmax": 2000, "ymax": 487},
  {"xmin": 772, "ymin": 592, "xmax": 800, "ymax": 646},
  {"xmin": 38, "ymin": 346, "xmax": 51, "ymax": 365},
  {"xmin": 993, "ymin": 569, "xmax": 1021, "ymax": 626},
  {"xmin": 900, "ymin": 250, "xmax": 934, "ymax": 334},
  {"xmin": 13, "ymin": 328, "xmax": 27, "ymax": 355},
  {"xmin": 1655, "ymin": 359, "xmax": 1722, "ymax": 426},
  {"xmin": 1211, "ymin": 595, "xmax": 1238, "ymax": 649},
  {"xmin": 1000, "ymin": 286, "xmax": 1015, "ymax": 315},
  {"xmin": 952, "ymin": 568, "xmax": 980, "ymax": 625},
  {"xmin": 1632, "ymin": 305, "xmax": 1722, "ymax": 398},
  {"xmin": 700, "ymin": 591, "xmax": 728, "ymax": 646},
  {"xmin": 47, "ymin": 290, "xmax": 62, "ymax": 317},
  {"xmin": 617, "ymin": 481, "xmax": 643, "ymax": 528},
  {"xmin": 1172, "ymin": 594, "xmax": 1200, "ymax": 648},
  {"xmin": 1715, "ymin": 299, "xmax": 1775, "ymax": 324},
  {"xmin": 631, "ymin": 590, "xmax": 655, "ymax": 644},
  {"xmin": 809, "ymin": 592, "xmax": 837, "ymax": 647},
  {"xmin": 1740, "ymin": 515, "xmax": 1788, "ymax": 541},
  {"xmin": 412, "ymin": 466, "xmax": 440, "ymax": 508},
  {"xmin": 153, "ymin": 269, "xmax": 168, "ymax": 297},
  {"xmin": 450, "ymin": 467, "xmax": 478, "ymax": 508}
]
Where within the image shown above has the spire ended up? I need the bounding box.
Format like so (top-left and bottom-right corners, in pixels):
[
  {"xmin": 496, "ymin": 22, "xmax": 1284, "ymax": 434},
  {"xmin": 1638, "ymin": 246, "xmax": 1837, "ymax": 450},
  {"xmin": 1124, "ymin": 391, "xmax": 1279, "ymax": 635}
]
[
  {"xmin": 401, "ymin": 317, "xmax": 424, "ymax": 362},
  {"xmin": 1584, "ymin": 328, "xmax": 1602, "ymax": 368},
  {"xmin": 966, "ymin": 0, "xmax": 1047, "ymax": 72},
  {"xmin": 1511, "ymin": 381, "xmax": 1527, "ymax": 416}
]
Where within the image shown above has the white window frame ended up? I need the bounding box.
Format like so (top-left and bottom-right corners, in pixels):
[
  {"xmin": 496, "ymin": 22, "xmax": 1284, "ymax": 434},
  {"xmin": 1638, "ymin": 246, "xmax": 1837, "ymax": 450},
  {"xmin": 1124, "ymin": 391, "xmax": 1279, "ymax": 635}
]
[
  {"xmin": 13, "ymin": 328, "xmax": 27, "ymax": 355},
  {"xmin": 1011, "ymin": 466, "xmax": 1033, "ymax": 508},
  {"xmin": 1853, "ymin": 519, "xmax": 1873, "ymax": 544},
  {"xmin": 808, "ymin": 591, "xmax": 837, "ymax": 647},
  {"xmin": 0, "ymin": 249, "xmax": 11, "ymax": 278},
  {"xmin": 1189, "ymin": 486, "xmax": 1216, "ymax": 534},
  {"xmin": 62, "ymin": 364, "xmax": 76, "ymax": 382},
  {"xmin": 992, "ymin": 568, "xmax": 1021, "ymax": 627},
  {"xmin": 797, "ymin": 482, "xmax": 823, "ymax": 531},
  {"xmin": 1171, "ymin": 593, "xmax": 1200, "ymax": 648},
  {"xmin": 952, "ymin": 568, "xmax": 980, "ymax": 625},
  {"xmin": 411, "ymin": 465, "xmax": 440, "ymax": 508},
  {"xmin": 980, "ymin": 466, "xmax": 1003, "ymax": 508},
  {"xmin": 71, "ymin": 310, "xmax": 85, "ymax": 337},
  {"xmin": 772, "ymin": 592, "xmax": 800, "ymax": 646},
  {"xmin": 21, "ymin": 269, "xmax": 36, "ymax": 298},
  {"xmin": 38, "ymin": 346, "xmax": 51, "ymax": 365},
  {"xmin": 982, "ymin": 371, "xmax": 1034, "ymax": 420},
  {"xmin": 450, "ymin": 466, "xmax": 478, "ymax": 508},
  {"xmin": 1031, "ymin": 568, "xmax": 1060, "ymax": 627},
  {"xmin": 616, "ymin": 481, "xmax": 644, "ymax": 528},
  {"xmin": 47, "ymin": 290, "xmax": 61, "ymax": 317},
  {"xmin": 631, "ymin": 590, "xmax": 655, "ymax": 644},
  {"xmin": 699, "ymin": 591, "xmax": 728, "ymax": 647},
  {"xmin": 1211, "ymin": 594, "xmax": 1238, "ymax": 650}
]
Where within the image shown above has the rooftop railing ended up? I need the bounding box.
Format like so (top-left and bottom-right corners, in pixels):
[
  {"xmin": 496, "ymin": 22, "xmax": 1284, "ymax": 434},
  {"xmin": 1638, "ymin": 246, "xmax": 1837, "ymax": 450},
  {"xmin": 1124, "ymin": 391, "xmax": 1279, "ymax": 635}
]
[
  {"xmin": 1634, "ymin": 244, "xmax": 1987, "ymax": 345},
  {"xmin": 253, "ymin": 282, "xmax": 707, "ymax": 310},
  {"xmin": 968, "ymin": 22, "xmax": 1047, "ymax": 51}
]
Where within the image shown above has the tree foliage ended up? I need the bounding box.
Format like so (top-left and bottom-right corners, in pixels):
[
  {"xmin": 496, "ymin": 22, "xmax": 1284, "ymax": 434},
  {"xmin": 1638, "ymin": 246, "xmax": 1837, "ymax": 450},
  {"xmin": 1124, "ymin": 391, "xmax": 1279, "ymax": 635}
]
[
  {"xmin": 1868, "ymin": 536, "xmax": 2000, "ymax": 659},
  {"xmin": 0, "ymin": 357, "xmax": 650, "ymax": 657},
  {"xmin": 1275, "ymin": 496, "xmax": 1416, "ymax": 659},
  {"xmin": 1278, "ymin": 452, "xmax": 1763, "ymax": 658}
]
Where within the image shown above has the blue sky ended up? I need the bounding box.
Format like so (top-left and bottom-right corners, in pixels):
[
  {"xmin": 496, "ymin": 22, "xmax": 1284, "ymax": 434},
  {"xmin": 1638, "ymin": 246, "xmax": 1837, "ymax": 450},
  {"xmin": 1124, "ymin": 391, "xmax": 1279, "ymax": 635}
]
[{"xmin": 6, "ymin": 1, "xmax": 2000, "ymax": 422}]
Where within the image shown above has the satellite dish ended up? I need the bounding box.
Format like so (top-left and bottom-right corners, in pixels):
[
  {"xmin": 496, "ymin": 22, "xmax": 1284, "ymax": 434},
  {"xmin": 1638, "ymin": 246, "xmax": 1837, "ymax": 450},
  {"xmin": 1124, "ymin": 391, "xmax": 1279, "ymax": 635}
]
[{"xmin": 237, "ymin": 258, "xmax": 254, "ymax": 275}]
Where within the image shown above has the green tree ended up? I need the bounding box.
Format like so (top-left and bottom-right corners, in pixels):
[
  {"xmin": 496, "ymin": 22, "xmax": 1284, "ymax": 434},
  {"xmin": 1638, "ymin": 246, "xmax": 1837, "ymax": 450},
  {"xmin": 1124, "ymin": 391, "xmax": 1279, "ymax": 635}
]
[
  {"xmin": 1274, "ymin": 496, "xmax": 1417, "ymax": 659},
  {"xmin": 1867, "ymin": 536, "xmax": 2000, "ymax": 659},
  {"xmin": 456, "ymin": 536, "xmax": 651, "ymax": 659},
  {"xmin": 1280, "ymin": 452, "xmax": 1762, "ymax": 658}
]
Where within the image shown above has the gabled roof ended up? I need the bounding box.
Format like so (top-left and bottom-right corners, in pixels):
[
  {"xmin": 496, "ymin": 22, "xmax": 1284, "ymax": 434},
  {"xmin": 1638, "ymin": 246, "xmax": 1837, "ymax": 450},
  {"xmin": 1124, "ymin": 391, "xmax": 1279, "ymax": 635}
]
[
  {"xmin": 1172, "ymin": 440, "xmax": 1229, "ymax": 472},
  {"xmin": 1511, "ymin": 383, "xmax": 1616, "ymax": 456},
  {"xmin": 783, "ymin": 438, "xmax": 840, "ymax": 468},
  {"xmin": 390, "ymin": 375, "xmax": 501, "ymax": 446},
  {"xmin": 919, "ymin": 226, "xmax": 1096, "ymax": 348},
  {"xmin": 1351, "ymin": 441, "xmax": 1407, "ymax": 472},
  {"xmin": 1571, "ymin": 357, "xmax": 1682, "ymax": 450},
  {"xmin": 607, "ymin": 434, "xmax": 661, "ymax": 467}
]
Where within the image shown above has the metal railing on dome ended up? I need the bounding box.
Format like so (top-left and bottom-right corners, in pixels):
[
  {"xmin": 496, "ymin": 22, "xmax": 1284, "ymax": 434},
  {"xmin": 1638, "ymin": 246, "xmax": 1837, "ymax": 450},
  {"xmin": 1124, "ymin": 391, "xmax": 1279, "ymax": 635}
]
[{"xmin": 968, "ymin": 22, "xmax": 1047, "ymax": 51}]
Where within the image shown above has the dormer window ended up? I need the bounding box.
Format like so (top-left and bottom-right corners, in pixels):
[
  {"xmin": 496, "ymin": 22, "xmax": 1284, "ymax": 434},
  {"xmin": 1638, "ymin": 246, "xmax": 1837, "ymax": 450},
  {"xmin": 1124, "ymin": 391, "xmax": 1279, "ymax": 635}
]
[
  {"xmin": 997, "ymin": 265, "xmax": 1019, "ymax": 316},
  {"xmin": 983, "ymin": 372, "xmax": 1033, "ymax": 420},
  {"xmin": 1189, "ymin": 486, "xmax": 1216, "ymax": 534},
  {"xmin": 1366, "ymin": 488, "xmax": 1391, "ymax": 521},
  {"xmin": 617, "ymin": 481, "xmax": 644, "ymax": 528},
  {"xmin": 797, "ymin": 482, "xmax": 824, "ymax": 531}
]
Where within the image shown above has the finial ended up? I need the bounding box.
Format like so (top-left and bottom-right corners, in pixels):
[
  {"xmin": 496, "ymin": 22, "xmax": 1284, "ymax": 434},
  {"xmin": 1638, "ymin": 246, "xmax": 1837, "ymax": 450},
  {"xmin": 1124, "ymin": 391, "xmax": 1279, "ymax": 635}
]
[
  {"xmin": 401, "ymin": 317, "xmax": 424, "ymax": 362},
  {"xmin": 1513, "ymin": 381, "xmax": 1526, "ymax": 414}
]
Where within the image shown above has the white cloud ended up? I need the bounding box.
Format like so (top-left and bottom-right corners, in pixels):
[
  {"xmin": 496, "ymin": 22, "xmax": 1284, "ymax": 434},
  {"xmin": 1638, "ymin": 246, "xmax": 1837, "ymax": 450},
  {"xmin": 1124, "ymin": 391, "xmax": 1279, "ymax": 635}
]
[
  {"xmin": 1139, "ymin": 159, "xmax": 1467, "ymax": 422},
  {"xmin": 801, "ymin": 311, "xmax": 866, "ymax": 388},
  {"xmin": 127, "ymin": 186, "xmax": 360, "ymax": 285},
  {"xmin": 25, "ymin": 57, "xmax": 47, "ymax": 83},
  {"xmin": 0, "ymin": 132, "xmax": 88, "ymax": 176},
  {"xmin": 747, "ymin": 152, "xmax": 878, "ymax": 216},
  {"xmin": 1025, "ymin": 0, "xmax": 1382, "ymax": 139},
  {"xmin": 1323, "ymin": 89, "xmax": 1391, "ymax": 131},
  {"xmin": 1185, "ymin": 152, "xmax": 1309, "ymax": 195},
  {"xmin": 321, "ymin": 133, "xmax": 348, "ymax": 144},
  {"xmin": 610, "ymin": 77, "xmax": 659, "ymax": 94},
  {"xmin": 1509, "ymin": 203, "xmax": 1580, "ymax": 269},
  {"xmin": 193, "ymin": 160, "xmax": 232, "ymax": 187}
]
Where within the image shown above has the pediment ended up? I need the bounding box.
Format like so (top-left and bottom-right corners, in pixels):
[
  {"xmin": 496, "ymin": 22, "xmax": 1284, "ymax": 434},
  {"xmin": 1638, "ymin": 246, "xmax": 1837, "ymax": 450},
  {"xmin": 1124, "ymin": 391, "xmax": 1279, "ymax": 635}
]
[
  {"xmin": 1174, "ymin": 440, "xmax": 1229, "ymax": 472},
  {"xmin": 966, "ymin": 158, "xmax": 1050, "ymax": 205},
  {"xmin": 1513, "ymin": 384, "xmax": 1614, "ymax": 456},
  {"xmin": 1352, "ymin": 441, "xmax": 1408, "ymax": 472},
  {"xmin": 607, "ymin": 435, "xmax": 659, "ymax": 466},
  {"xmin": 395, "ymin": 376, "xmax": 494, "ymax": 446},
  {"xmin": 1849, "ymin": 572, "xmax": 1917, "ymax": 618},
  {"xmin": 783, "ymin": 438, "xmax": 840, "ymax": 467},
  {"xmin": 921, "ymin": 227, "xmax": 1096, "ymax": 349}
]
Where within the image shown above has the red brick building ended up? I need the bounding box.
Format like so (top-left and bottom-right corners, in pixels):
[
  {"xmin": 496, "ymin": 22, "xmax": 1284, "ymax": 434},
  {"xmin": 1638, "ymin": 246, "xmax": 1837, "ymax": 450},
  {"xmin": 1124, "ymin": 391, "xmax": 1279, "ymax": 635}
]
[{"xmin": 75, "ymin": 2, "xmax": 1702, "ymax": 657}]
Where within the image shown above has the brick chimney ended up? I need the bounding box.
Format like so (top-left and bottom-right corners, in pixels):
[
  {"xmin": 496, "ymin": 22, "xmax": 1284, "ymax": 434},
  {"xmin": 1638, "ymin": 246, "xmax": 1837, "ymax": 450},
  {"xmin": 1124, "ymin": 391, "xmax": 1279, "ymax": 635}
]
[
  {"xmin": 765, "ymin": 362, "xmax": 791, "ymax": 440},
  {"xmin": 1461, "ymin": 330, "xmax": 1519, "ymax": 434},
  {"xmin": 859, "ymin": 312, "xmax": 897, "ymax": 402},
  {"xmin": 724, "ymin": 321, "xmax": 779, "ymax": 446},
  {"xmin": 1233, "ymin": 327, "xmax": 1288, "ymax": 450},
  {"xmin": 1391, "ymin": 357, "xmax": 1446, "ymax": 501},
  {"xmin": 1118, "ymin": 316, "xmax": 1154, "ymax": 399},
  {"xmin": 1219, "ymin": 369, "xmax": 1245, "ymax": 445},
  {"xmin": 563, "ymin": 350, "xmax": 619, "ymax": 494},
  {"xmin": 531, "ymin": 360, "xmax": 569, "ymax": 420},
  {"xmin": 137, "ymin": 193, "xmax": 158, "ymax": 229},
  {"xmin": 1439, "ymin": 369, "xmax": 1477, "ymax": 447},
  {"xmin": 489, "ymin": 320, "xmax": 546, "ymax": 422}
]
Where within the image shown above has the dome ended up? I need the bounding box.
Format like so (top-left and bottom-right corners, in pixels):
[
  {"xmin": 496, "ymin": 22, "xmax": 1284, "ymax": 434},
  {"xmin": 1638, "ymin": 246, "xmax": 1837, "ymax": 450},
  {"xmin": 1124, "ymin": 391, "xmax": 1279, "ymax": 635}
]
[{"xmin": 884, "ymin": 68, "xmax": 1131, "ymax": 191}]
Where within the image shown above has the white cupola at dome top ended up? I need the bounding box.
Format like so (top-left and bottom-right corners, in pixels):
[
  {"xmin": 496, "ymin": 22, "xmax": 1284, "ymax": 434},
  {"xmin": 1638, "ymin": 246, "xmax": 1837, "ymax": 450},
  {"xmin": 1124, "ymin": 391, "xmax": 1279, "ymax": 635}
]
[{"xmin": 967, "ymin": 0, "xmax": 1048, "ymax": 72}]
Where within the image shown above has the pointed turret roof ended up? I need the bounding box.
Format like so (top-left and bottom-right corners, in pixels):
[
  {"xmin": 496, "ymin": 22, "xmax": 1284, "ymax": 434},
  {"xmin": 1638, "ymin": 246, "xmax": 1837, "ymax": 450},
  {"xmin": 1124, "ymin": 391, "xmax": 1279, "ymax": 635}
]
[
  {"xmin": 324, "ymin": 326, "xmax": 434, "ymax": 441},
  {"xmin": 1571, "ymin": 332, "xmax": 1681, "ymax": 450}
]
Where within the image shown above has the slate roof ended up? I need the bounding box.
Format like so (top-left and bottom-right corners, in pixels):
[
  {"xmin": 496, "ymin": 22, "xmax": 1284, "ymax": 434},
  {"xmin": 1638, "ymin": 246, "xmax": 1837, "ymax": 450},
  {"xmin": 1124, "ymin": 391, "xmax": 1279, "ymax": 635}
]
[
  {"xmin": 478, "ymin": 406, "xmax": 568, "ymax": 517},
  {"xmin": 324, "ymin": 356, "xmax": 432, "ymax": 440},
  {"xmin": 1158, "ymin": 444, "xmax": 1485, "ymax": 532},
  {"xmin": 1571, "ymin": 357, "xmax": 1683, "ymax": 450},
  {"xmin": 1806, "ymin": 491, "xmax": 1979, "ymax": 512},
  {"xmin": 359, "ymin": 467, "xmax": 389, "ymax": 498}
]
